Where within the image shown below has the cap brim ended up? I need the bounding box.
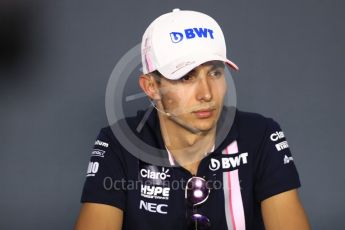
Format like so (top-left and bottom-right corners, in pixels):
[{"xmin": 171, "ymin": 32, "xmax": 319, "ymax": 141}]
[{"xmin": 157, "ymin": 54, "xmax": 239, "ymax": 80}]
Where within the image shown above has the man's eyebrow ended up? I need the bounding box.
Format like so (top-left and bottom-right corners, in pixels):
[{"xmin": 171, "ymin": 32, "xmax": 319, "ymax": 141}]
[
  {"xmin": 185, "ymin": 69, "xmax": 196, "ymax": 76},
  {"xmin": 180, "ymin": 61, "xmax": 225, "ymax": 79},
  {"xmin": 207, "ymin": 61, "xmax": 225, "ymax": 71}
]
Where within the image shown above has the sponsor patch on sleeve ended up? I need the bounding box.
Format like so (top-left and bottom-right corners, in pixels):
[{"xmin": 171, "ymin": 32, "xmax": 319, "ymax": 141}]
[
  {"xmin": 94, "ymin": 140, "xmax": 109, "ymax": 148},
  {"xmin": 91, "ymin": 149, "xmax": 106, "ymax": 158}
]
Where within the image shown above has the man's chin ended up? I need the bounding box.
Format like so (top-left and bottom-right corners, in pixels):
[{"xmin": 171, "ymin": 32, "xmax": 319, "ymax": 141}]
[{"xmin": 191, "ymin": 121, "xmax": 217, "ymax": 134}]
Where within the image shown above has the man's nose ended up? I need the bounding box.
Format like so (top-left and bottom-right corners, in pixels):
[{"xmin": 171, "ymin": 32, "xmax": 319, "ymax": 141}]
[{"xmin": 196, "ymin": 76, "xmax": 212, "ymax": 102}]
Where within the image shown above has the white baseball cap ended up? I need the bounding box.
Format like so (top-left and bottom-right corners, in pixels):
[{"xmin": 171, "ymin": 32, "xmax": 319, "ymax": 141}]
[{"xmin": 141, "ymin": 9, "xmax": 239, "ymax": 80}]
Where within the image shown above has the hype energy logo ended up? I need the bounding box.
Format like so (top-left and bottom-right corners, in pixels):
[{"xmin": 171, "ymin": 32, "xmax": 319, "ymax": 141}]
[{"xmin": 170, "ymin": 27, "xmax": 214, "ymax": 43}]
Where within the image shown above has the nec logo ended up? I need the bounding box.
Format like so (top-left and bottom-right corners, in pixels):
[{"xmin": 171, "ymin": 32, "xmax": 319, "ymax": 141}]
[
  {"xmin": 139, "ymin": 200, "xmax": 168, "ymax": 214},
  {"xmin": 170, "ymin": 28, "xmax": 214, "ymax": 43}
]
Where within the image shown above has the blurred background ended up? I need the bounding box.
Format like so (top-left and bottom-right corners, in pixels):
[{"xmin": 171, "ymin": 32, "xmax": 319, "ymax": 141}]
[{"xmin": 1, "ymin": 0, "xmax": 344, "ymax": 229}]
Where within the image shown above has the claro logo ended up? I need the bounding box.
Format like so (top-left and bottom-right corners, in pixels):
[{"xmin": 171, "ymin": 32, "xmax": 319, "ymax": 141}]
[
  {"xmin": 140, "ymin": 167, "xmax": 170, "ymax": 180},
  {"xmin": 270, "ymin": 131, "xmax": 285, "ymax": 142},
  {"xmin": 209, "ymin": 152, "xmax": 249, "ymax": 171}
]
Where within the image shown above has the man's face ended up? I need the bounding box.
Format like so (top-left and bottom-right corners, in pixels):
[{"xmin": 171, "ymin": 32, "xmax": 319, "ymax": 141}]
[{"xmin": 157, "ymin": 61, "xmax": 227, "ymax": 133}]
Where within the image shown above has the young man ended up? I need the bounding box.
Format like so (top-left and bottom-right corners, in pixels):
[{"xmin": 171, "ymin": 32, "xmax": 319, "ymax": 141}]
[{"xmin": 75, "ymin": 9, "xmax": 310, "ymax": 230}]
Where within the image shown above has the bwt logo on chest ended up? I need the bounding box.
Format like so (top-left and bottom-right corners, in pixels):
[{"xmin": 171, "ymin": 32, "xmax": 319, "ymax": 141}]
[{"xmin": 169, "ymin": 28, "xmax": 214, "ymax": 43}]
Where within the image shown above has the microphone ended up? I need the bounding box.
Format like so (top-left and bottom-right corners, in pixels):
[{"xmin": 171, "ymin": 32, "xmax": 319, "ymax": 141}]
[{"xmin": 150, "ymin": 100, "xmax": 171, "ymax": 117}]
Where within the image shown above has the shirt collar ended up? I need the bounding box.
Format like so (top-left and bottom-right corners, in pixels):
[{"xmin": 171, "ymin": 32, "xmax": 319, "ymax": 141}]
[{"xmin": 165, "ymin": 145, "xmax": 216, "ymax": 166}]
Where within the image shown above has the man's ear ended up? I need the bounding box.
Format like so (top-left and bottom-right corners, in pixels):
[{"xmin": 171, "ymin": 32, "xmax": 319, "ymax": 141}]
[{"xmin": 138, "ymin": 74, "xmax": 161, "ymax": 100}]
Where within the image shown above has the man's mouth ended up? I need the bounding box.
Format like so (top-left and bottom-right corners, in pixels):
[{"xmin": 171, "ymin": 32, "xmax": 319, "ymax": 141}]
[{"xmin": 192, "ymin": 108, "xmax": 216, "ymax": 118}]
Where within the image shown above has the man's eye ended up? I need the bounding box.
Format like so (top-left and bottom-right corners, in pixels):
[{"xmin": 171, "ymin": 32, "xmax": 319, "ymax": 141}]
[
  {"xmin": 209, "ymin": 70, "xmax": 224, "ymax": 78},
  {"xmin": 180, "ymin": 74, "xmax": 195, "ymax": 82}
]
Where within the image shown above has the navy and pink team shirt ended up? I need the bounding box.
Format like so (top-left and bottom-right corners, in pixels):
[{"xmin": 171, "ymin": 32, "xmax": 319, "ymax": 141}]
[{"xmin": 81, "ymin": 108, "xmax": 301, "ymax": 230}]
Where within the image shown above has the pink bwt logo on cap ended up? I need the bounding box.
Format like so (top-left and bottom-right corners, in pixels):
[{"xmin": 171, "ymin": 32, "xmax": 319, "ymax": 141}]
[{"xmin": 169, "ymin": 28, "xmax": 214, "ymax": 43}]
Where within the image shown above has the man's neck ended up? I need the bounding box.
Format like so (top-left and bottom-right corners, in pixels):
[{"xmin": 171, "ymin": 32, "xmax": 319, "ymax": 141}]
[{"xmin": 158, "ymin": 113, "xmax": 216, "ymax": 170}]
